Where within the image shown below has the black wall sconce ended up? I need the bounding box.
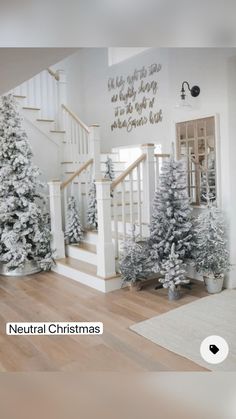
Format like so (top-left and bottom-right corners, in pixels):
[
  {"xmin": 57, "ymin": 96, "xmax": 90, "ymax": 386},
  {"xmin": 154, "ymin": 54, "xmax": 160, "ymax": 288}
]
[{"xmin": 181, "ymin": 81, "xmax": 200, "ymax": 101}]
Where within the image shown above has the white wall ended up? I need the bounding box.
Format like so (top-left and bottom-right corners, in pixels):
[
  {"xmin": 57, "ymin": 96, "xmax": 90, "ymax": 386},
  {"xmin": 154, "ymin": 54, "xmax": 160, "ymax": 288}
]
[
  {"xmin": 22, "ymin": 118, "xmax": 61, "ymax": 184},
  {"xmin": 226, "ymin": 56, "xmax": 236, "ymax": 287},
  {"xmin": 59, "ymin": 47, "xmax": 236, "ymax": 287},
  {"xmin": 59, "ymin": 48, "xmax": 171, "ymax": 152}
]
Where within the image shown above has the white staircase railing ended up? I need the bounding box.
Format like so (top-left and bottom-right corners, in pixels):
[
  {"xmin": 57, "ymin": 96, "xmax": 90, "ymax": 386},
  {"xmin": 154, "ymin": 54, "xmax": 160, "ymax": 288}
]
[
  {"xmin": 48, "ymin": 142, "xmax": 170, "ymax": 278},
  {"xmin": 111, "ymin": 153, "xmax": 146, "ymax": 258},
  {"xmin": 154, "ymin": 153, "xmax": 170, "ymax": 189},
  {"xmin": 61, "ymin": 158, "xmax": 94, "ymax": 227},
  {"xmin": 61, "ymin": 104, "xmax": 90, "ymax": 164}
]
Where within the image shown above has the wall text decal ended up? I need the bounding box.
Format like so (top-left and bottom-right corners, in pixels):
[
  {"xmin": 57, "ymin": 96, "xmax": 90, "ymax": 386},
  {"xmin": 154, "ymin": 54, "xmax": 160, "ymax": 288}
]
[{"xmin": 108, "ymin": 63, "xmax": 163, "ymax": 133}]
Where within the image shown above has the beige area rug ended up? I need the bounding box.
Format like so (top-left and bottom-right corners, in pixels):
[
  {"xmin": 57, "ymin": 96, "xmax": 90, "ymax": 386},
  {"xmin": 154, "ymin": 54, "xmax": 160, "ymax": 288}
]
[{"xmin": 130, "ymin": 290, "xmax": 236, "ymax": 371}]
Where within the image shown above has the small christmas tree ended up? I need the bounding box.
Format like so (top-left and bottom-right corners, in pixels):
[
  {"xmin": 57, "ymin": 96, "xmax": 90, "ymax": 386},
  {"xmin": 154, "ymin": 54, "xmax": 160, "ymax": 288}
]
[
  {"xmin": 119, "ymin": 226, "xmax": 153, "ymax": 285},
  {"xmin": 65, "ymin": 196, "xmax": 84, "ymax": 244},
  {"xmin": 149, "ymin": 157, "xmax": 193, "ymax": 270},
  {"xmin": 194, "ymin": 203, "xmax": 230, "ymax": 277},
  {"xmin": 104, "ymin": 156, "xmax": 115, "ymax": 181},
  {"xmin": 160, "ymin": 244, "xmax": 189, "ymax": 293},
  {"xmin": 0, "ymin": 94, "xmax": 53, "ymax": 271},
  {"xmin": 87, "ymin": 180, "xmax": 98, "ymax": 229},
  {"xmin": 200, "ymin": 152, "xmax": 216, "ymax": 203}
]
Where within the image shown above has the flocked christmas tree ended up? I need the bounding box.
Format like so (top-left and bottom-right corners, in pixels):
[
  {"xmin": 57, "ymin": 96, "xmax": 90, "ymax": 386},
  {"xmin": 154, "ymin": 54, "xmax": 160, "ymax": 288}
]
[
  {"xmin": 87, "ymin": 180, "xmax": 98, "ymax": 229},
  {"xmin": 200, "ymin": 152, "xmax": 216, "ymax": 203},
  {"xmin": 194, "ymin": 201, "xmax": 230, "ymax": 277},
  {"xmin": 160, "ymin": 243, "xmax": 189, "ymax": 292},
  {"xmin": 149, "ymin": 157, "xmax": 193, "ymax": 270},
  {"xmin": 65, "ymin": 196, "xmax": 84, "ymax": 244},
  {"xmin": 0, "ymin": 94, "xmax": 54, "ymax": 271},
  {"xmin": 119, "ymin": 225, "xmax": 152, "ymax": 285},
  {"xmin": 104, "ymin": 156, "xmax": 115, "ymax": 181}
]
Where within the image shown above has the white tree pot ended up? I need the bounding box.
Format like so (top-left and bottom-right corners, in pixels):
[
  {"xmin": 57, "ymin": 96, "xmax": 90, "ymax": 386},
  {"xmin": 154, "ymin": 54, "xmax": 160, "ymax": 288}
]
[
  {"xmin": 204, "ymin": 274, "xmax": 224, "ymax": 294},
  {"xmin": 168, "ymin": 287, "xmax": 181, "ymax": 301},
  {"xmin": 0, "ymin": 261, "xmax": 41, "ymax": 277}
]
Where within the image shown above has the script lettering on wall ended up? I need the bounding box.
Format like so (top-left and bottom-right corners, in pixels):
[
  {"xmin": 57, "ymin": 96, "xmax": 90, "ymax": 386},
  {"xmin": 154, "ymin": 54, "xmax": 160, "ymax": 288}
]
[{"xmin": 108, "ymin": 63, "xmax": 163, "ymax": 133}]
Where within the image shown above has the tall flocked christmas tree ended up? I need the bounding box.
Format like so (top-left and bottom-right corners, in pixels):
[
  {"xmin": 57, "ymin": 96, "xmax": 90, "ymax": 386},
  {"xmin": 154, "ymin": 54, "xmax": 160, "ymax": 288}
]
[
  {"xmin": 65, "ymin": 196, "xmax": 84, "ymax": 244},
  {"xmin": 87, "ymin": 180, "xmax": 98, "ymax": 229},
  {"xmin": 0, "ymin": 95, "xmax": 54, "ymax": 272},
  {"xmin": 149, "ymin": 157, "xmax": 193, "ymax": 269}
]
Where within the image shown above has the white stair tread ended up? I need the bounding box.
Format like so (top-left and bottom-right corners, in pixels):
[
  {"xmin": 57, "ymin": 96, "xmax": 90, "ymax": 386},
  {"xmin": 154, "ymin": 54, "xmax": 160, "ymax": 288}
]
[
  {"xmin": 57, "ymin": 257, "xmax": 120, "ymax": 280},
  {"xmin": 58, "ymin": 257, "xmax": 96, "ymax": 275},
  {"xmin": 37, "ymin": 118, "xmax": 55, "ymax": 122},
  {"xmin": 69, "ymin": 241, "xmax": 96, "ymax": 254},
  {"xmin": 23, "ymin": 106, "xmax": 40, "ymax": 110}
]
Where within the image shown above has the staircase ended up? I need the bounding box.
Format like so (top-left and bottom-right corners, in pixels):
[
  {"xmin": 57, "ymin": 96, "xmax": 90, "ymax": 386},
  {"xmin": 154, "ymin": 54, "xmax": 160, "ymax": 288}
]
[{"xmin": 7, "ymin": 67, "xmax": 169, "ymax": 293}]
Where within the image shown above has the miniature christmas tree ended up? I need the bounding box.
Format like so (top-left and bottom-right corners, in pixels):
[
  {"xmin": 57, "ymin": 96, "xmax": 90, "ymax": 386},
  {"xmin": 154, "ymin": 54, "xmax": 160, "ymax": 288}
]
[
  {"xmin": 160, "ymin": 244, "xmax": 189, "ymax": 293},
  {"xmin": 65, "ymin": 196, "xmax": 84, "ymax": 244},
  {"xmin": 194, "ymin": 203, "xmax": 230, "ymax": 277},
  {"xmin": 119, "ymin": 226, "xmax": 153, "ymax": 285},
  {"xmin": 87, "ymin": 180, "xmax": 98, "ymax": 229},
  {"xmin": 0, "ymin": 94, "xmax": 53, "ymax": 271},
  {"xmin": 149, "ymin": 157, "xmax": 193, "ymax": 270},
  {"xmin": 104, "ymin": 156, "xmax": 115, "ymax": 181}
]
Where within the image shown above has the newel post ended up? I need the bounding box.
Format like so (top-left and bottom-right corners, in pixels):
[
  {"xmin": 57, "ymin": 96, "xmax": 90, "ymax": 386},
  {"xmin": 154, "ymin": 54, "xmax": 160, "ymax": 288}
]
[
  {"xmin": 56, "ymin": 69, "xmax": 67, "ymax": 130},
  {"xmin": 48, "ymin": 180, "xmax": 65, "ymax": 259},
  {"xmin": 96, "ymin": 180, "xmax": 116, "ymax": 278},
  {"xmin": 141, "ymin": 143, "xmax": 155, "ymax": 226},
  {"xmin": 89, "ymin": 124, "xmax": 101, "ymax": 180}
]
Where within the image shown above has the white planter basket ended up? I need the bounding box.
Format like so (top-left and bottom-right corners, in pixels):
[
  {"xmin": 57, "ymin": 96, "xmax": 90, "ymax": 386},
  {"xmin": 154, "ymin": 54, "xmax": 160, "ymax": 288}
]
[
  {"xmin": 0, "ymin": 261, "xmax": 41, "ymax": 277},
  {"xmin": 204, "ymin": 274, "xmax": 224, "ymax": 294}
]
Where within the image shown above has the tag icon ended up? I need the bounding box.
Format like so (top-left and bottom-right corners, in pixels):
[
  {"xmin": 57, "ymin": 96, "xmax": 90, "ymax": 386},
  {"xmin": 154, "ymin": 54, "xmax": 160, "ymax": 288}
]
[{"xmin": 209, "ymin": 344, "xmax": 219, "ymax": 355}]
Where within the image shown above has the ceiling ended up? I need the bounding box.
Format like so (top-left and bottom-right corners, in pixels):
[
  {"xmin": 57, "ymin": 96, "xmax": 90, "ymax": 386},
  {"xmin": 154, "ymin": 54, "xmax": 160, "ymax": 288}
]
[{"xmin": 0, "ymin": 48, "xmax": 78, "ymax": 94}]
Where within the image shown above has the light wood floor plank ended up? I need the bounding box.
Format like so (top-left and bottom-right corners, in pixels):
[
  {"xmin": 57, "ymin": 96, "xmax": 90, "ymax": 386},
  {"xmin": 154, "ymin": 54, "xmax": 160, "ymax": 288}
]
[{"xmin": 0, "ymin": 271, "xmax": 208, "ymax": 371}]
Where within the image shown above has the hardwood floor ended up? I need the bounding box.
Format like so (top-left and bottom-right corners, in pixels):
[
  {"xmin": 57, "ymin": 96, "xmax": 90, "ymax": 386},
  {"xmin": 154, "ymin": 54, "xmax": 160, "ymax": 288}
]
[{"xmin": 0, "ymin": 271, "xmax": 209, "ymax": 371}]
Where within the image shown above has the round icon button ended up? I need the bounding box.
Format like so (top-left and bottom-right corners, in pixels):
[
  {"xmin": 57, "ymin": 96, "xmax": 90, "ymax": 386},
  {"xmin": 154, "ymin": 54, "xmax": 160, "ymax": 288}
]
[{"xmin": 200, "ymin": 335, "xmax": 229, "ymax": 364}]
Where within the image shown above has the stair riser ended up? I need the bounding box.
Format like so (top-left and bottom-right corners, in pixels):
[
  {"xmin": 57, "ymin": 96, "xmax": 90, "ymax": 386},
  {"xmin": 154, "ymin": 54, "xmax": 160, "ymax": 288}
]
[
  {"xmin": 13, "ymin": 96, "xmax": 27, "ymax": 105},
  {"xmin": 66, "ymin": 245, "xmax": 97, "ymax": 266},
  {"xmin": 53, "ymin": 263, "xmax": 121, "ymax": 293},
  {"xmin": 35, "ymin": 120, "xmax": 56, "ymax": 133},
  {"xmin": 111, "ymin": 203, "xmax": 140, "ymax": 217},
  {"xmin": 101, "ymin": 161, "xmax": 126, "ymax": 171},
  {"xmin": 100, "ymin": 153, "xmax": 119, "ymax": 162},
  {"xmin": 62, "ymin": 181, "xmax": 143, "ymax": 196},
  {"xmin": 21, "ymin": 108, "xmax": 41, "ymax": 120},
  {"xmin": 61, "ymin": 161, "xmax": 126, "ymax": 173}
]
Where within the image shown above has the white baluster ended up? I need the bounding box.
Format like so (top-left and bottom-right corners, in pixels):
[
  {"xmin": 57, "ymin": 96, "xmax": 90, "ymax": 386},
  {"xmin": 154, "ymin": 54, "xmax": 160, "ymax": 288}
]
[
  {"xmin": 121, "ymin": 181, "xmax": 126, "ymax": 238},
  {"xmin": 137, "ymin": 163, "xmax": 142, "ymax": 237},
  {"xmin": 129, "ymin": 171, "xmax": 134, "ymax": 226},
  {"xmin": 57, "ymin": 69, "xmax": 67, "ymax": 130},
  {"xmin": 155, "ymin": 155, "xmax": 160, "ymax": 190},
  {"xmin": 64, "ymin": 187, "xmax": 68, "ymax": 224},
  {"xmin": 89, "ymin": 124, "xmax": 101, "ymax": 180},
  {"xmin": 113, "ymin": 188, "xmax": 119, "ymax": 258},
  {"xmin": 141, "ymin": 143, "xmax": 155, "ymax": 230}
]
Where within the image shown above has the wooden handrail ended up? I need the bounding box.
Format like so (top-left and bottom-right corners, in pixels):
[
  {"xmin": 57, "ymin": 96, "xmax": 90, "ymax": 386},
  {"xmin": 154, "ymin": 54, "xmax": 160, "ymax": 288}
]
[
  {"xmin": 61, "ymin": 104, "xmax": 90, "ymax": 134},
  {"xmin": 154, "ymin": 153, "xmax": 170, "ymax": 158},
  {"xmin": 61, "ymin": 158, "xmax": 93, "ymax": 190},
  {"xmin": 47, "ymin": 68, "xmax": 60, "ymax": 81},
  {"xmin": 111, "ymin": 154, "xmax": 146, "ymax": 189}
]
